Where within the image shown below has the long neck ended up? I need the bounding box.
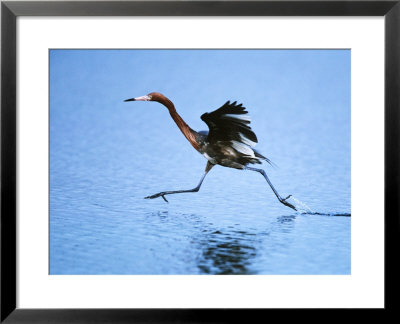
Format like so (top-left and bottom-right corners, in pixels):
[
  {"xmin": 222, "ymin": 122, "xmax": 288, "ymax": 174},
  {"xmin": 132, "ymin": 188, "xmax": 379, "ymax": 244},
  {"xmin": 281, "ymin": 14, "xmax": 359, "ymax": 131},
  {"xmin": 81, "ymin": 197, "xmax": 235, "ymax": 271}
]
[{"xmin": 157, "ymin": 97, "xmax": 199, "ymax": 150}]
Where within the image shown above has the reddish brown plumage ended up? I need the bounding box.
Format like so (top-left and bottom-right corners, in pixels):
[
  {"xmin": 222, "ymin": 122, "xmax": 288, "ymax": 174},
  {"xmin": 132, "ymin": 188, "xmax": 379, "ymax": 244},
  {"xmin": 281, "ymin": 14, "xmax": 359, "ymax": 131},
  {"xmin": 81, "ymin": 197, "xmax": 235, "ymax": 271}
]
[{"xmin": 149, "ymin": 92, "xmax": 200, "ymax": 151}]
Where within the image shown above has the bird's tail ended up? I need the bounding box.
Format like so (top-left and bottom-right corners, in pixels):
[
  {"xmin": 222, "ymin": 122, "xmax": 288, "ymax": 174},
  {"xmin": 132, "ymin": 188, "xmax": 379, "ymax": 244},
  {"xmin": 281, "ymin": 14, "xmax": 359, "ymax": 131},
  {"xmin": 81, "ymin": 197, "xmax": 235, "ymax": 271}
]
[{"xmin": 253, "ymin": 149, "xmax": 277, "ymax": 168}]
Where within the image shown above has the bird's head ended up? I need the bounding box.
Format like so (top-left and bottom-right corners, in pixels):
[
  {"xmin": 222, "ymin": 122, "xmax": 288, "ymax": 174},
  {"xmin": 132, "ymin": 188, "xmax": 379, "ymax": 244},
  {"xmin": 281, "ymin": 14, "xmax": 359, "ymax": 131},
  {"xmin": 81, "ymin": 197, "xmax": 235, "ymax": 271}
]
[
  {"xmin": 124, "ymin": 92, "xmax": 166, "ymax": 103},
  {"xmin": 124, "ymin": 92, "xmax": 174, "ymax": 111}
]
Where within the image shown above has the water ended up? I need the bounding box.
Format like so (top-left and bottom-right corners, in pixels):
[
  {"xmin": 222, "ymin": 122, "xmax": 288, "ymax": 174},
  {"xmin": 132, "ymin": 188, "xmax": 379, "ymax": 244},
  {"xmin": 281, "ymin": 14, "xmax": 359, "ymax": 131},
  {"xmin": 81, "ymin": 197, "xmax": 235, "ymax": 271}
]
[{"xmin": 49, "ymin": 49, "xmax": 350, "ymax": 275}]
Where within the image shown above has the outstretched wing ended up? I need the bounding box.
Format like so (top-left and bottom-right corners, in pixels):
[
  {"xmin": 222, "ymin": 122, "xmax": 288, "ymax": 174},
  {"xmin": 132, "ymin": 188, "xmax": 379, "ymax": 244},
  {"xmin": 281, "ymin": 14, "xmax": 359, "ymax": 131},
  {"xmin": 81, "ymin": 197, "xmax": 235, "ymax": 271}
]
[{"xmin": 200, "ymin": 101, "xmax": 258, "ymax": 146}]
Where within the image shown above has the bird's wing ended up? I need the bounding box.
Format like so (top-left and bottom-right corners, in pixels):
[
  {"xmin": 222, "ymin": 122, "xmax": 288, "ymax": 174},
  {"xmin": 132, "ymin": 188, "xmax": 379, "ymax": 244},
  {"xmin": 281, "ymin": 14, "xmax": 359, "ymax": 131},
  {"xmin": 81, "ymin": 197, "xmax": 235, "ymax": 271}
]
[{"xmin": 200, "ymin": 101, "xmax": 258, "ymax": 146}]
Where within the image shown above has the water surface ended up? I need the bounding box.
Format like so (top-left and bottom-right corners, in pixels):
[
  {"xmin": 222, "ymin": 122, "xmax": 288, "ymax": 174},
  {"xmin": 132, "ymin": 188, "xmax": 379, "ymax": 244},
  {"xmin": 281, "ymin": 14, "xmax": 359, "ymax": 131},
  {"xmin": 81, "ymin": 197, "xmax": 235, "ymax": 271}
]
[{"xmin": 50, "ymin": 49, "xmax": 350, "ymax": 274}]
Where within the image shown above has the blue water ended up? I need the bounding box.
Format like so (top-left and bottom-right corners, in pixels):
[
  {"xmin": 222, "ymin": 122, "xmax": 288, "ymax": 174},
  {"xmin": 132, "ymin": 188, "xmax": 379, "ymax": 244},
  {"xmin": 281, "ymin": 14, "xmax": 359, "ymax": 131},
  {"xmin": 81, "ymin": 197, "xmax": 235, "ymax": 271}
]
[{"xmin": 49, "ymin": 49, "xmax": 350, "ymax": 274}]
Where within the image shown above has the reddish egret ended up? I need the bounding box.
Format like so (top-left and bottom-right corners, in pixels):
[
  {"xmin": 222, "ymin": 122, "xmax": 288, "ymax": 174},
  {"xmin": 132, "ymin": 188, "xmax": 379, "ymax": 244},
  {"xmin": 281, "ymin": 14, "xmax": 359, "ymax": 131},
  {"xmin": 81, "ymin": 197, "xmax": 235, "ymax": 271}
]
[{"xmin": 125, "ymin": 92, "xmax": 296, "ymax": 210}]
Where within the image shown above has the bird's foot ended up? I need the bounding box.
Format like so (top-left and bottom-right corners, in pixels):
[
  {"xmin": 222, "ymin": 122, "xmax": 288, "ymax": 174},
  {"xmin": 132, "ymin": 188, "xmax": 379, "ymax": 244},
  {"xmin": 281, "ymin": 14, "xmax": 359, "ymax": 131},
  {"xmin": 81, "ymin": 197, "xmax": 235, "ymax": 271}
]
[
  {"xmin": 144, "ymin": 192, "xmax": 169, "ymax": 203},
  {"xmin": 279, "ymin": 195, "xmax": 297, "ymax": 211}
]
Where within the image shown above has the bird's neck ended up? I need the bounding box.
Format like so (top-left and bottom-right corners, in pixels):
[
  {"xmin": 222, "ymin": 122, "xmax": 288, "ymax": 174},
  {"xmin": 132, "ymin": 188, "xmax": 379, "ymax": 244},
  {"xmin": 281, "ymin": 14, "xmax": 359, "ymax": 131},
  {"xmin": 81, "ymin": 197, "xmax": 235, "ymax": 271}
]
[{"xmin": 158, "ymin": 97, "xmax": 199, "ymax": 151}]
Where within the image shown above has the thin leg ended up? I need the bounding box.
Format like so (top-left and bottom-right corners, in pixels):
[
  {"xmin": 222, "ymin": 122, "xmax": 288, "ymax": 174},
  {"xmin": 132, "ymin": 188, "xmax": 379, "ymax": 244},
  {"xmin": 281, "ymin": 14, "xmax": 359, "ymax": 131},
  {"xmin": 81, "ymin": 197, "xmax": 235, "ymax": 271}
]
[
  {"xmin": 244, "ymin": 166, "xmax": 297, "ymax": 211},
  {"xmin": 145, "ymin": 162, "xmax": 214, "ymax": 203}
]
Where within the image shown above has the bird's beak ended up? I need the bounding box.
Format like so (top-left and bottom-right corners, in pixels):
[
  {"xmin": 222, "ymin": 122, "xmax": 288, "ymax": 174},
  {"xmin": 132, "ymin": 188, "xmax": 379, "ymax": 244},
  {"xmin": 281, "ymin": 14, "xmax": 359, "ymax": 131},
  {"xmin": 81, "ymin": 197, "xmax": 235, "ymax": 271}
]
[{"xmin": 124, "ymin": 95, "xmax": 151, "ymax": 102}]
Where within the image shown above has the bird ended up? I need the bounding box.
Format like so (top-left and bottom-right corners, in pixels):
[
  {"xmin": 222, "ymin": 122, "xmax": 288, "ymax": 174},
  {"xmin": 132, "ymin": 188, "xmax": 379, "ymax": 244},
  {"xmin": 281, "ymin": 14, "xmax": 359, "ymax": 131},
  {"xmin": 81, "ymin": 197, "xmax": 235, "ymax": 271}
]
[{"xmin": 124, "ymin": 92, "xmax": 296, "ymax": 210}]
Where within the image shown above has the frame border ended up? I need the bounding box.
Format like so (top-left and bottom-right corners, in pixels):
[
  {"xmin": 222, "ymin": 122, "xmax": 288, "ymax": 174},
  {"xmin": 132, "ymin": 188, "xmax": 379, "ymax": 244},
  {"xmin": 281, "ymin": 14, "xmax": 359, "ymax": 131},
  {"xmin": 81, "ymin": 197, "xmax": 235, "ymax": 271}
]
[{"xmin": 1, "ymin": 0, "xmax": 399, "ymax": 322}]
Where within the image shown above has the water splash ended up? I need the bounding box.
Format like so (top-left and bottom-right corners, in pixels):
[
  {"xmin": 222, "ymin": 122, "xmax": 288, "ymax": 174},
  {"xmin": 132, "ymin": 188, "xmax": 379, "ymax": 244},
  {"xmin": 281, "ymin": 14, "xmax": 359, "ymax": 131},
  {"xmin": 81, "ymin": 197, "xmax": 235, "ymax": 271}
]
[
  {"xmin": 287, "ymin": 196, "xmax": 351, "ymax": 217},
  {"xmin": 289, "ymin": 196, "xmax": 314, "ymax": 213}
]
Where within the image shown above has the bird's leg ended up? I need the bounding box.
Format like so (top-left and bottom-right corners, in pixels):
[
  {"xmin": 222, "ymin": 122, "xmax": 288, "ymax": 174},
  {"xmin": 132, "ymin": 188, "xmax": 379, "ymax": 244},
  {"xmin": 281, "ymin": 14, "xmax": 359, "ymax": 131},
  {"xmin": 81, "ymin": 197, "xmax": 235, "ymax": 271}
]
[
  {"xmin": 244, "ymin": 166, "xmax": 297, "ymax": 211},
  {"xmin": 145, "ymin": 162, "xmax": 214, "ymax": 203}
]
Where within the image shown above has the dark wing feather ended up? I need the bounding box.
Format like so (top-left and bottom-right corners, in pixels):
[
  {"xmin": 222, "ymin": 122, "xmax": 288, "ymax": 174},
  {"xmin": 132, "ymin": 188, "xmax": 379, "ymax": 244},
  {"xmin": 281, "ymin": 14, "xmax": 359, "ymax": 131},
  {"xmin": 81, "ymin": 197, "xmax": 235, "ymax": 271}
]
[{"xmin": 200, "ymin": 101, "xmax": 258, "ymax": 145}]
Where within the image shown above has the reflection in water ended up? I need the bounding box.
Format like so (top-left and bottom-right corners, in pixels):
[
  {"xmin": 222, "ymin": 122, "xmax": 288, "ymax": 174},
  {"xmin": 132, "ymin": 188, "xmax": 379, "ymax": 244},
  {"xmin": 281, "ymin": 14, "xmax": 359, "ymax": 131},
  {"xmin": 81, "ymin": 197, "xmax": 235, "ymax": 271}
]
[
  {"xmin": 197, "ymin": 229, "xmax": 258, "ymax": 274},
  {"xmin": 142, "ymin": 211, "xmax": 301, "ymax": 275},
  {"xmin": 194, "ymin": 214, "xmax": 301, "ymax": 274}
]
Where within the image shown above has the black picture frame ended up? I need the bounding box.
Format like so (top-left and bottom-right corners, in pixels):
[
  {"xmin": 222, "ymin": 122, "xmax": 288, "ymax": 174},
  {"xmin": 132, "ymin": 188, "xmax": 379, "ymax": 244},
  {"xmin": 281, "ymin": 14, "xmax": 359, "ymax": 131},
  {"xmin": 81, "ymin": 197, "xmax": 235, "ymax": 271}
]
[{"xmin": 1, "ymin": 0, "xmax": 399, "ymax": 322}]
